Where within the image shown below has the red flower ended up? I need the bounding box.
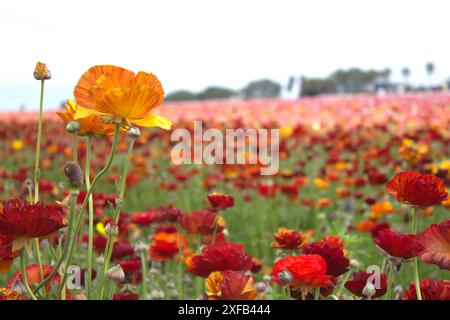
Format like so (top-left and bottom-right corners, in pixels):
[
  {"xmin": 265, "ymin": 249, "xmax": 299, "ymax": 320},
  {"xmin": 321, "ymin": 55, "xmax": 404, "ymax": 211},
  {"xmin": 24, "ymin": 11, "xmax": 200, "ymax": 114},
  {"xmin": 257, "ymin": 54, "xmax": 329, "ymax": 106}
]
[
  {"xmin": 180, "ymin": 209, "xmax": 224, "ymax": 235},
  {"xmin": 370, "ymin": 222, "xmax": 391, "ymax": 239},
  {"xmin": 130, "ymin": 211, "xmax": 155, "ymax": 226},
  {"xmin": 418, "ymin": 219, "xmax": 450, "ymax": 270},
  {"xmin": 149, "ymin": 226, "xmax": 184, "ymax": 262},
  {"xmin": 0, "ymin": 235, "xmax": 20, "ymax": 274},
  {"xmin": 272, "ymin": 254, "xmax": 333, "ymax": 293},
  {"xmin": 118, "ymin": 258, "xmax": 142, "ymax": 285},
  {"xmin": 0, "ymin": 199, "xmax": 66, "ymax": 239},
  {"xmin": 7, "ymin": 264, "xmax": 61, "ymax": 294},
  {"xmin": 112, "ymin": 291, "xmax": 140, "ymax": 300},
  {"xmin": 386, "ymin": 171, "xmax": 448, "ymax": 207},
  {"xmin": 374, "ymin": 229, "xmax": 424, "ymax": 260},
  {"xmin": 303, "ymin": 242, "xmax": 349, "ymax": 277},
  {"xmin": 402, "ymin": 279, "xmax": 450, "ymax": 300},
  {"xmin": 344, "ymin": 271, "xmax": 387, "ymax": 299},
  {"xmin": 206, "ymin": 193, "xmax": 235, "ymax": 210},
  {"xmin": 271, "ymin": 227, "xmax": 313, "ymax": 250},
  {"xmin": 250, "ymin": 258, "xmax": 262, "ymax": 274},
  {"xmin": 187, "ymin": 240, "xmax": 252, "ymax": 277}
]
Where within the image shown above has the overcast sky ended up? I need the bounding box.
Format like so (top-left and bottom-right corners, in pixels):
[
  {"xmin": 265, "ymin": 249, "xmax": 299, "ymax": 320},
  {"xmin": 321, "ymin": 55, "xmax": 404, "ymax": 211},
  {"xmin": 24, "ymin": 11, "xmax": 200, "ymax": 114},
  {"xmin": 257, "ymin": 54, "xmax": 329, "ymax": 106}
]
[{"xmin": 1, "ymin": 0, "xmax": 449, "ymax": 110}]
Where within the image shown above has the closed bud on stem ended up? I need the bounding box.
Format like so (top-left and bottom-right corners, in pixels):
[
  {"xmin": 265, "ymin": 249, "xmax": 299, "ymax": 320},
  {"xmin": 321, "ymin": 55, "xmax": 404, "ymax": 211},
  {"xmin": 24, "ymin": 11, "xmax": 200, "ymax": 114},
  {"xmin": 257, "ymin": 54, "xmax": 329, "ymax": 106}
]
[
  {"xmin": 255, "ymin": 282, "xmax": 267, "ymax": 293},
  {"xmin": 64, "ymin": 161, "xmax": 83, "ymax": 188},
  {"xmin": 106, "ymin": 265, "xmax": 125, "ymax": 283},
  {"xmin": 362, "ymin": 281, "xmax": 376, "ymax": 299},
  {"xmin": 277, "ymin": 269, "xmax": 293, "ymax": 284},
  {"xmin": 127, "ymin": 127, "xmax": 141, "ymax": 139},
  {"xmin": 66, "ymin": 121, "xmax": 81, "ymax": 133},
  {"xmin": 134, "ymin": 240, "xmax": 148, "ymax": 254},
  {"xmin": 105, "ymin": 222, "xmax": 119, "ymax": 237},
  {"xmin": 33, "ymin": 62, "xmax": 51, "ymax": 80}
]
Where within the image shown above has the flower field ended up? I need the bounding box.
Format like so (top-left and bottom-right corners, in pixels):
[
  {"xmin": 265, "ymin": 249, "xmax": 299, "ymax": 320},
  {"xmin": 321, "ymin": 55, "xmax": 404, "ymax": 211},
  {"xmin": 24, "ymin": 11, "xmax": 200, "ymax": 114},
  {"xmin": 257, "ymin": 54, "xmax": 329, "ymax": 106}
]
[{"xmin": 0, "ymin": 64, "xmax": 449, "ymax": 301}]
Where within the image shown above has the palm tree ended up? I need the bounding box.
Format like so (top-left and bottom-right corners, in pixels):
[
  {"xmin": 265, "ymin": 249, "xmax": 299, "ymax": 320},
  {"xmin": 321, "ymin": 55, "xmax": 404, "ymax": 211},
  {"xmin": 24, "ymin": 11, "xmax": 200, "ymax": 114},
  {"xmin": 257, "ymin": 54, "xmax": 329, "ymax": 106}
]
[
  {"xmin": 401, "ymin": 67, "xmax": 410, "ymax": 92},
  {"xmin": 425, "ymin": 62, "xmax": 435, "ymax": 90}
]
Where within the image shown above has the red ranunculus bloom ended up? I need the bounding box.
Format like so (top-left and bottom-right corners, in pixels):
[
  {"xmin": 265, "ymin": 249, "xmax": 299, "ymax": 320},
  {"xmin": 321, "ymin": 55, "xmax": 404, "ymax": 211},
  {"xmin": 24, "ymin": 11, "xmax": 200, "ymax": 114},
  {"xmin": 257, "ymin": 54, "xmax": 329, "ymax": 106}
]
[
  {"xmin": 272, "ymin": 254, "xmax": 333, "ymax": 293},
  {"xmin": 7, "ymin": 264, "xmax": 61, "ymax": 294},
  {"xmin": 303, "ymin": 242, "xmax": 349, "ymax": 277},
  {"xmin": 370, "ymin": 222, "xmax": 391, "ymax": 239},
  {"xmin": 271, "ymin": 227, "xmax": 313, "ymax": 250},
  {"xmin": 418, "ymin": 219, "xmax": 450, "ymax": 270},
  {"xmin": 344, "ymin": 271, "xmax": 387, "ymax": 299},
  {"xmin": 112, "ymin": 291, "xmax": 140, "ymax": 300},
  {"xmin": 207, "ymin": 193, "xmax": 235, "ymax": 210},
  {"xmin": 402, "ymin": 279, "xmax": 450, "ymax": 300},
  {"xmin": 130, "ymin": 211, "xmax": 155, "ymax": 226},
  {"xmin": 386, "ymin": 171, "xmax": 448, "ymax": 207},
  {"xmin": 0, "ymin": 199, "xmax": 66, "ymax": 239},
  {"xmin": 374, "ymin": 229, "xmax": 424, "ymax": 260},
  {"xmin": 0, "ymin": 235, "xmax": 20, "ymax": 274},
  {"xmin": 149, "ymin": 226, "xmax": 185, "ymax": 262},
  {"xmin": 180, "ymin": 209, "xmax": 224, "ymax": 235},
  {"xmin": 187, "ymin": 240, "xmax": 252, "ymax": 277}
]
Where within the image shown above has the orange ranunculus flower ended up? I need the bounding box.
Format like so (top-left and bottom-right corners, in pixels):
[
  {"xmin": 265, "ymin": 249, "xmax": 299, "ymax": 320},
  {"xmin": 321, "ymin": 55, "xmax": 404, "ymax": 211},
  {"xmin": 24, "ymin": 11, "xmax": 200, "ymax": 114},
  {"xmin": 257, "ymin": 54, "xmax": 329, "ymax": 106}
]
[
  {"xmin": 148, "ymin": 226, "xmax": 185, "ymax": 262},
  {"xmin": 271, "ymin": 227, "xmax": 313, "ymax": 250},
  {"xmin": 369, "ymin": 201, "xmax": 394, "ymax": 220},
  {"xmin": 386, "ymin": 171, "xmax": 448, "ymax": 207},
  {"xmin": 73, "ymin": 65, "xmax": 171, "ymax": 130},
  {"xmin": 57, "ymin": 99, "xmax": 117, "ymax": 136},
  {"xmin": 0, "ymin": 288, "xmax": 20, "ymax": 300},
  {"xmin": 205, "ymin": 271, "xmax": 257, "ymax": 300}
]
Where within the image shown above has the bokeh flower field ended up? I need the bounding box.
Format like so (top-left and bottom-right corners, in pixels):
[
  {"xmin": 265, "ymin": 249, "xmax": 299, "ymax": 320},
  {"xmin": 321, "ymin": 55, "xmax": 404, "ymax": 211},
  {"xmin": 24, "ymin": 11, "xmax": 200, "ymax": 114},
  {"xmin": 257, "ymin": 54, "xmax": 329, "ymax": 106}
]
[{"xmin": 0, "ymin": 64, "xmax": 449, "ymax": 300}]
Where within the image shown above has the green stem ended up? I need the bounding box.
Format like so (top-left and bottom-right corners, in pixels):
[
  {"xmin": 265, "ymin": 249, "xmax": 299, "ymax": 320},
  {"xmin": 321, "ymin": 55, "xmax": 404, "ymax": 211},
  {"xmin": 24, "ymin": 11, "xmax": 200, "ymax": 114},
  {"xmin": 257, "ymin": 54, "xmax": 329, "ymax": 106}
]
[
  {"xmin": 85, "ymin": 135, "xmax": 94, "ymax": 299},
  {"xmin": 412, "ymin": 207, "xmax": 422, "ymax": 300},
  {"xmin": 314, "ymin": 288, "xmax": 320, "ymax": 300},
  {"xmin": 140, "ymin": 251, "xmax": 148, "ymax": 299},
  {"xmin": 33, "ymin": 80, "xmax": 44, "ymax": 204},
  {"xmin": 34, "ymin": 124, "xmax": 120, "ymax": 294},
  {"xmin": 33, "ymin": 238, "xmax": 46, "ymax": 298},
  {"xmin": 20, "ymin": 252, "xmax": 38, "ymax": 300},
  {"xmin": 98, "ymin": 137, "xmax": 135, "ymax": 299},
  {"xmin": 385, "ymin": 262, "xmax": 394, "ymax": 300}
]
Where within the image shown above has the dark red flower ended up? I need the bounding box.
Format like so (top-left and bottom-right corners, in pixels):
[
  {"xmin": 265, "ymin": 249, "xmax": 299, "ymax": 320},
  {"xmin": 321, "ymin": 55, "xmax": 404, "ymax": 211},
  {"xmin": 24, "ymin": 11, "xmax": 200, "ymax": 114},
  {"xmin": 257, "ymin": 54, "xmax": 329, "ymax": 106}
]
[
  {"xmin": 303, "ymin": 241, "xmax": 349, "ymax": 277},
  {"xmin": 272, "ymin": 254, "xmax": 333, "ymax": 292},
  {"xmin": 374, "ymin": 229, "xmax": 424, "ymax": 260},
  {"xmin": 111, "ymin": 241, "xmax": 135, "ymax": 260},
  {"xmin": 180, "ymin": 209, "xmax": 224, "ymax": 235},
  {"xmin": 344, "ymin": 270, "xmax": 387, "ymax": 299},
  {"xmin": 418, "ymin": 219, "xmax": 450, "ymax": 270},
  {"xmin": 250, "ymin": 258, "xmax": 262, "ymax": 274},
  {"xmin": 207, "ymin": 193, "xmax": 235, "ymax": 210},
  {"xmin": 402, "ymin": 279, "xmax": 450, "ymax": 300},
  {"xmin": 370, "ymin": 222, "xmax": 391, "ymax": 239},
  {"xmin": 187, "ymin": 240, "xmax": 252, "ymax": 277},
  {"xmin": 118, "ymin": 258, "xmax": 142, "ymax": 285},
  {"xmin": 130, "ymin": 211, "xmax": 156, "ymax": 226},
  {"xmin": 0, "ymin": 199, "xmax": 66, "ymax": 239},
  {"xmin": 386, "ymin": 171, "xmax": 448, "ymax": 207},
  {"xmin": 0, "ymin": 235, "xmax": 20, "ymax": 274},
  {"xmin": 112, "ymin": 291, "xmax": 140, "ymax": 300}
]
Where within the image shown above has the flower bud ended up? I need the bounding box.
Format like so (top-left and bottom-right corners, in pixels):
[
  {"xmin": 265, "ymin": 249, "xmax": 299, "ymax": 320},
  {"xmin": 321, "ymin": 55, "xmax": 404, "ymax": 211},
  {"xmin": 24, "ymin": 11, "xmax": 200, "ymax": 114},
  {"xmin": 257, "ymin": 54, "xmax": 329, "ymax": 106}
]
[
  {"xmin": 96, "ymin": 255, "xmax": 104, "ymax": 265},
  {"xmin": 349, "ymin": 259, "xmax": 360, "ymax": 269},
  {"xmin": 277, "ymin": 269, "xmax": 293, "ymax": 284},
  {"xmin": 150, "ymin": 288, "xmax": 165, "ymax": 300},
  {"xmin": 66, "ymin": 121, "xmax": 81, "ymax": 133},
  {"xmin": 106, "ymin": 265, "xmax": 125, "ymax": 283},
  {"xmin": 255, "ymin": 282, "xmax": 267, "ymax": 293},
  {"xmin": 64, "ymin": 161, "xmax": 83, "ymax": 188},
  {"xmin": 362, "ymin": 281, "xmax": 376, "ymax": 298},
  {"xmin": 134, "ymin": 240, "xmax": 148, "ymax": 254},
  {"xmin": 127, "ymin": 127, "xmax": 141, "ymax": 139},
  {"xmin": 105, "ymin": 222, "xmax": 119, "ymax": 237},
  {"xmin": 33, "ymin": 62, "xmax": 51, "ymax": 80}
]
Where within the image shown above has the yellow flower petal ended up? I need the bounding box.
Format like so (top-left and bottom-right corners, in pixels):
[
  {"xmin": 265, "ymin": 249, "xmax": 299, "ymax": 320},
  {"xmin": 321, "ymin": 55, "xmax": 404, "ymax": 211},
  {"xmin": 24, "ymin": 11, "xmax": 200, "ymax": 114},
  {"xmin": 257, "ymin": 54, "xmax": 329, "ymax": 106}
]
[
  {"xmin": 130, "ymin": 114, "xmax": 172, "ymax": 129},
  {"xmin": 74, "ymin": 105, "xmax": 108, "ymax": 120}
]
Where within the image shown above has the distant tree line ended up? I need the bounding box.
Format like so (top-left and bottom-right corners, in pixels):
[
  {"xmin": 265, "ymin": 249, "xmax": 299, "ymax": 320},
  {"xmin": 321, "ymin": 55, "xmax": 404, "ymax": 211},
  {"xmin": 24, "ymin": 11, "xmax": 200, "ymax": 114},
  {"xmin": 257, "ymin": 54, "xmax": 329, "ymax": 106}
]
[{"xmin": 165, "ymin": 62, "xmax": 441, "ymax": 101}]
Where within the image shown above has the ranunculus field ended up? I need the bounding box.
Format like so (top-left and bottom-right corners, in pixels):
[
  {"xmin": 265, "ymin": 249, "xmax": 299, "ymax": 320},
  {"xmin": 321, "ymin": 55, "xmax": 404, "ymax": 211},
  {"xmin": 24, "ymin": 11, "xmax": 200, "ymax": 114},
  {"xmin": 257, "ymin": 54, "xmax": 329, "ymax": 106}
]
[{"xmin": 0, "ymin": 64, "xmax": 449, "ymax": 301}]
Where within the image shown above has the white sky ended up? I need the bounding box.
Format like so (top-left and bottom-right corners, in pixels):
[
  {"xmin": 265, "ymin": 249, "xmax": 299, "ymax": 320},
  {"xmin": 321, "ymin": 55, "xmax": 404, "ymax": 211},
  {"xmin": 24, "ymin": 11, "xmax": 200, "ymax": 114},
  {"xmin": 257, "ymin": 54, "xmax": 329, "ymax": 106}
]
[{"xmin": 1, "ymin": 0, "xmax": 450, "ymax": 110}]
